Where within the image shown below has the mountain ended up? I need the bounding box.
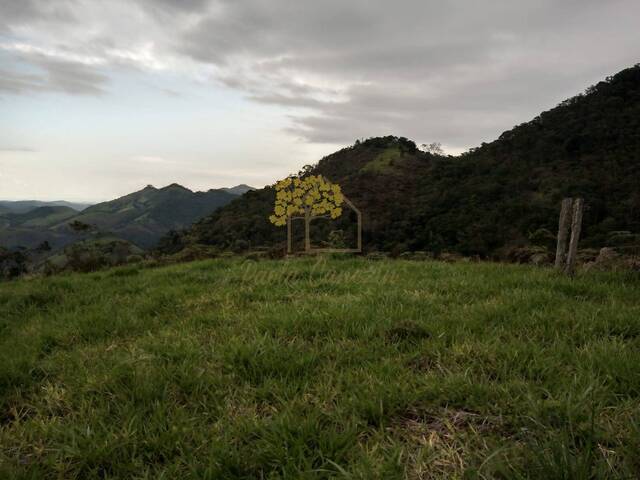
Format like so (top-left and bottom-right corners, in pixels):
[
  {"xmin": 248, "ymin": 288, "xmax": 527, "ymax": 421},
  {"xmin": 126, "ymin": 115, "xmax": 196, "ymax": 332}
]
[
  {"xmin": 0, "ymin": 207, "xmax": 81, "ymax": 251},
  {"xmin": 60, "ymin": 184, "xmax": 238, "ymax": 248},
  {"xmin": 172, "ymin": 64, "xmax": 640, "ymax": 257},
  {"xmin": 0, "ymin": 184, "xmax": 241, "ymax": 251},
  {"xmin": 0, "ymin": 200, "xmax": 91, "ymax": 214},
  {"xmin": 220, "ymin": 184, "xmax": 255, "ymax": 195},
  {"xmin": 0, "ymin": 206, "xmax": 78, "ymax": 229}
]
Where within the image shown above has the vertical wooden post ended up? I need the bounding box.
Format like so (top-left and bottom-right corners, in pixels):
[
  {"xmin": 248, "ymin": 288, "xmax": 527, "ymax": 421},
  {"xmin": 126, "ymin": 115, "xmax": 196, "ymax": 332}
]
[
  {"xmin": 342, "ymin": 195, "xmax": 362, "ymax": 253},
  {"xmin": 555, "ymin": 198, "xmax": 573, "ymax": 269},
  {"xmin": 304, "ymin": 209, "xmax": 311, "ymax": 253},
  {"xmin": 356, "ymin": 210, "xmax": 362, "ymax": 252},
  {"xmin": 565, "ymin": 198, "xmax": 584, "ymax": 276},
  {"xmin": 286, "ymin": 215, "xmax": 292, "ymax": 254}
]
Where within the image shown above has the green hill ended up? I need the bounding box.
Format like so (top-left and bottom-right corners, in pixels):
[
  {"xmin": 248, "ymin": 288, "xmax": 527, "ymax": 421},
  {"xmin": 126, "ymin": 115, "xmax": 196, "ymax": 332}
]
[
  {"xmin": 175, "ymin": 64, "xmax": 640, "ymax": 257},
  {"xmin": 0, "ymin": 206, "xmax": 77, "ymax": 229},
  {"xmin": 1, "ymin": 257, "xmax": 639, "ymax": 477},
  {"xmin": 0, "ymin": 207, "xmax": 81, "ymax": 253},
  {"xmin": 62, "ymin": 184, "xmax": 238, "ymax": 248},
  {"xmin": 0, "ymin": 200, "xmax": 90, "ymax": 214}
]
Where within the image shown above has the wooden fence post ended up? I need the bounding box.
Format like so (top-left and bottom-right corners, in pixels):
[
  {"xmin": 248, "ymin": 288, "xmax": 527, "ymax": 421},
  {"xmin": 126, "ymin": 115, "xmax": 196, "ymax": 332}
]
[
  {"xmin": 555, "ymin": 198, "xmax": 573, "ymax": 269},
  {"xmin": 356, "ymin": 209, "xmax": 362, "ymax": 253},
  {"xmin": 287, "ymin": 215, "xmax": 292, "ymax": 254},
  {"xmin": 565, "ymin": 198, "xmax": 584, "ymax": 276}
]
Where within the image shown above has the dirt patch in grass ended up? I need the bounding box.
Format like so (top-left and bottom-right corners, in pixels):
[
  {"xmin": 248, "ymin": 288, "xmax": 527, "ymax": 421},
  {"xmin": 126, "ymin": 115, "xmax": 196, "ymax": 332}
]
[{"xmin": 389, "ymin": 407, "xmax": 511, "ymax": 479}]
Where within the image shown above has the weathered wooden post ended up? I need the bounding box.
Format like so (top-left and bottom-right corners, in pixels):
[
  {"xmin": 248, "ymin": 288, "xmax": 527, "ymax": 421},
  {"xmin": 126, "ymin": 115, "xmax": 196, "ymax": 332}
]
[
  {"xmin": 565, "ymin": 197, "xmax": 584, "ymax": 276},
  {"xmin": 304, "ymin": 208, "xmax": 311, "ymax": 253},
  {"xmin": 356, "ymin": 209, "xmax": 362, "ymax": 252},
  {"xmin": 555, "ymin": 198, "xmax": 573, "ymax": 269},
  {"xmin": 287, "ymin": 215, "xmax": 292, "ymax": 254},
  {"xmin": 342, "ymin": 195, "xmax": 362, "ymax": 253}
]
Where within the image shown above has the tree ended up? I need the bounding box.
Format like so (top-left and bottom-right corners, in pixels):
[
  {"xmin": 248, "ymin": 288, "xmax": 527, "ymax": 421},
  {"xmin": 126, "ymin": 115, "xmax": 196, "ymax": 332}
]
[
  {"xmin": 421, "ymin": 142, "xmax": 444, "ymax": 155},
  {"xmin": 36, "ymin": 241, "xmax": 52, "ymax": 252},
  {"xmin": 269, "ymin": 175, "xmax": 345, "ymax": 253},
  {"xmin": 68, "ymin": 220, "xmax": 93, "ymax": 233},
  {"xmin": 0, "ymin": 247, "xmax": 28, "ymax": 279}
]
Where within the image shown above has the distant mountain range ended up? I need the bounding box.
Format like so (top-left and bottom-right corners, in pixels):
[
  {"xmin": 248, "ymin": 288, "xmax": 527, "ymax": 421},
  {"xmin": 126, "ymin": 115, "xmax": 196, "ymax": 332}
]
[
  {"xmin": 0, "ymin": 184, "xmax": 254, "ymax": 250},
  {"xmin": 173, "ymin": 64, "xmax": 640, "ymax": 257},
  {"xmin": 0, "ymin": 206, "xmax": 78, "ymax": 229},
  {"xmin": 0, "ymin": 200, "xmax": 91, "ymax": 214},
  {"xmin": 219, "ymin": 184, "xmax": 255, "ymax": 195}
]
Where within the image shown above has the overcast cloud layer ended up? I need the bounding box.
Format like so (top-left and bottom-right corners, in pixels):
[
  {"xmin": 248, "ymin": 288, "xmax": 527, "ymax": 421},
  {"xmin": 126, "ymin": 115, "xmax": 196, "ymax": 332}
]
[{"xmin": 1, "ymin": 0, "xmax": 639, "ymax": 200}]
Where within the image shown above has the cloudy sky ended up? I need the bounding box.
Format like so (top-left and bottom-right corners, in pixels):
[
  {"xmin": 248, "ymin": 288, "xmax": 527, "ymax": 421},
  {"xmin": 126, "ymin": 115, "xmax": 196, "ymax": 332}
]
[{"xmin": 1, "ymin": 0, "xmax": 639, "ymax": 202}]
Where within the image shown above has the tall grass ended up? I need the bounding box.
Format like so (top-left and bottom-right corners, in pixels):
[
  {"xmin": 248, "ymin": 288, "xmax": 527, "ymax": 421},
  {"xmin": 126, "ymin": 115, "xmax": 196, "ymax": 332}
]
[{"xmin": 1, "ymin": 258, "xmax": 639, "ymax": 478}]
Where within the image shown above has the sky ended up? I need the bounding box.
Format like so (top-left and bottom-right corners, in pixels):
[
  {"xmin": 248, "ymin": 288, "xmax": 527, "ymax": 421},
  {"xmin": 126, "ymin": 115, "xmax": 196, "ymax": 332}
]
[{"xmin": 1, "ymin": 0, "xmax": 639, "ymax": 202}]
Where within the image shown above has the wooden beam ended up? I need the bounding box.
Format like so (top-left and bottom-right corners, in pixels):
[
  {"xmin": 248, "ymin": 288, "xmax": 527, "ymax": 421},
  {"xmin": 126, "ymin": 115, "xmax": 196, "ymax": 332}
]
[
  {"xmin": 554, "ymin": 198, "xmax": 573, "ymax": 269},
  {"xmin": 565, "ymin": 197, "xmax": 584, "ymax": 276}
]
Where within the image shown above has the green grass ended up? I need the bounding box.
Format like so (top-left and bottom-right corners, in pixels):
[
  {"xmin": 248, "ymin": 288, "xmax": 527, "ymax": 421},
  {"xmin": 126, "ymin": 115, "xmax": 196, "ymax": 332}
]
[
  {"xmin": 361, "ymin": 147, "xmax": 402, "ymax": 173},
  {"xmin": 1, "ymin": 258, "xmax": 639, "ymax": 479}
]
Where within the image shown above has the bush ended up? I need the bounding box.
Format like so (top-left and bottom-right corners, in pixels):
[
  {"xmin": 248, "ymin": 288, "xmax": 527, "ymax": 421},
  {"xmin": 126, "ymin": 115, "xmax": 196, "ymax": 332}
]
[
  {"xmin": 232, "ymin": 239, "xmax": 250, "ymax": 253},
  {"xmin": 438, "ymin": 252, "xmax": 464, "ymax": 263},
  {"xmin": 327, "ymin": 230, "xmax": 346, "ymax": 249},
  {"xmin": 126, "ymin": 255, "xmax": 143, "ymax": 264},
  {"xmin": 529, "ymin": 228, "xmax": 557, "ymax": 249},
  {"xmin": 0, "ymin": 248, "xmax": 28, "ymax": 280},
  {"xmin": 505, "ymin": 246, "xmax": 549, "ymax": 264},
  {"xmin": 398, "ymin": 251, "xmax": 432, "ymax": 261}
]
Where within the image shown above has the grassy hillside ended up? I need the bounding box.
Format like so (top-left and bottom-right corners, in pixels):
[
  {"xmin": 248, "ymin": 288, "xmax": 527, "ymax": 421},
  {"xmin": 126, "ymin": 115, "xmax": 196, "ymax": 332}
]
[
  {"xmin": 179, "ymin": 64, "xmax": 640, "ymax": 257},
  {"xmin": 1, "ymin": 258, "xmax": 639, "ymax": 478}
]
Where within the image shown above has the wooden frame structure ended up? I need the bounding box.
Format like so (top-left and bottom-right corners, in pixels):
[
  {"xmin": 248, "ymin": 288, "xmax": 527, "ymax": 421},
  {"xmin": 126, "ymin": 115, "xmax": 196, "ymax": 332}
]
[{"xmin": 286, "ymin": 193, "xmax": 362, "ymax": 254}]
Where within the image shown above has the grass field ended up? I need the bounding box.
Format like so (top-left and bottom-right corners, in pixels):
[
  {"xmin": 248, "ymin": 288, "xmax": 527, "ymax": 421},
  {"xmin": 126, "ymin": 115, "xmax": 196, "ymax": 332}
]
[{"xmin": 1, "ymin": 258, "xmax": 639, "ymax": 479}]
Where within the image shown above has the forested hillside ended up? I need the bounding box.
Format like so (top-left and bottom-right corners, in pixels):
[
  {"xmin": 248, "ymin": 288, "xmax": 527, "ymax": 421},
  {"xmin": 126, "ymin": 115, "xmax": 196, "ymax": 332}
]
[
  {"xmin": 174, "ymin": 64, "xmax": 640, "ymax": 257},
  {"xmin": 0, "ymin": 184, "xmax": 240, "ymax": 251},
  {"xmin": 63, "ymin": 184, "xmax": 238, "ymax": 249}
]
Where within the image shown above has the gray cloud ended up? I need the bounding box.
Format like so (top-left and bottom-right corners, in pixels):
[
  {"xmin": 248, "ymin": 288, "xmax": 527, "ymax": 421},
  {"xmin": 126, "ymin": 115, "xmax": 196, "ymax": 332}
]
[
  {"xmin": 1, "ymin": 0, "xmax": 639, "ymax": 149},
  {"xmin": 172, "ymin": 0, "xmax": 640, "ymax": 148},
  {"xmin": 0, "ymin": 68, "xmax": 43, "ymax": 94},
  {"xmin": 0, "ymin": 0, "xmax": 76, "ymax": 30},
  {"xmin": 0, "ymin": 0, "xmax": 110, "ymax": 97},
  {"xmin": 0, "ymin": 53, "xmax": 108, "ymax": 95},
  {"xmin": 36, "ymin": 57, "xmax": 108, "ymax": 95},
  {"xmin": 130, "ymin": 0, "xmax": 213, "ymax": 22}
]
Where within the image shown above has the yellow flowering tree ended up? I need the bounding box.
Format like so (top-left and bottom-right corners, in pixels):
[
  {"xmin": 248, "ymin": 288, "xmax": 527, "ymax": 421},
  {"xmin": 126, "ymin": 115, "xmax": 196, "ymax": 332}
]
[{"xmin": 269, "ymin": 175, "xmax": 345, "ymax": 252}]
